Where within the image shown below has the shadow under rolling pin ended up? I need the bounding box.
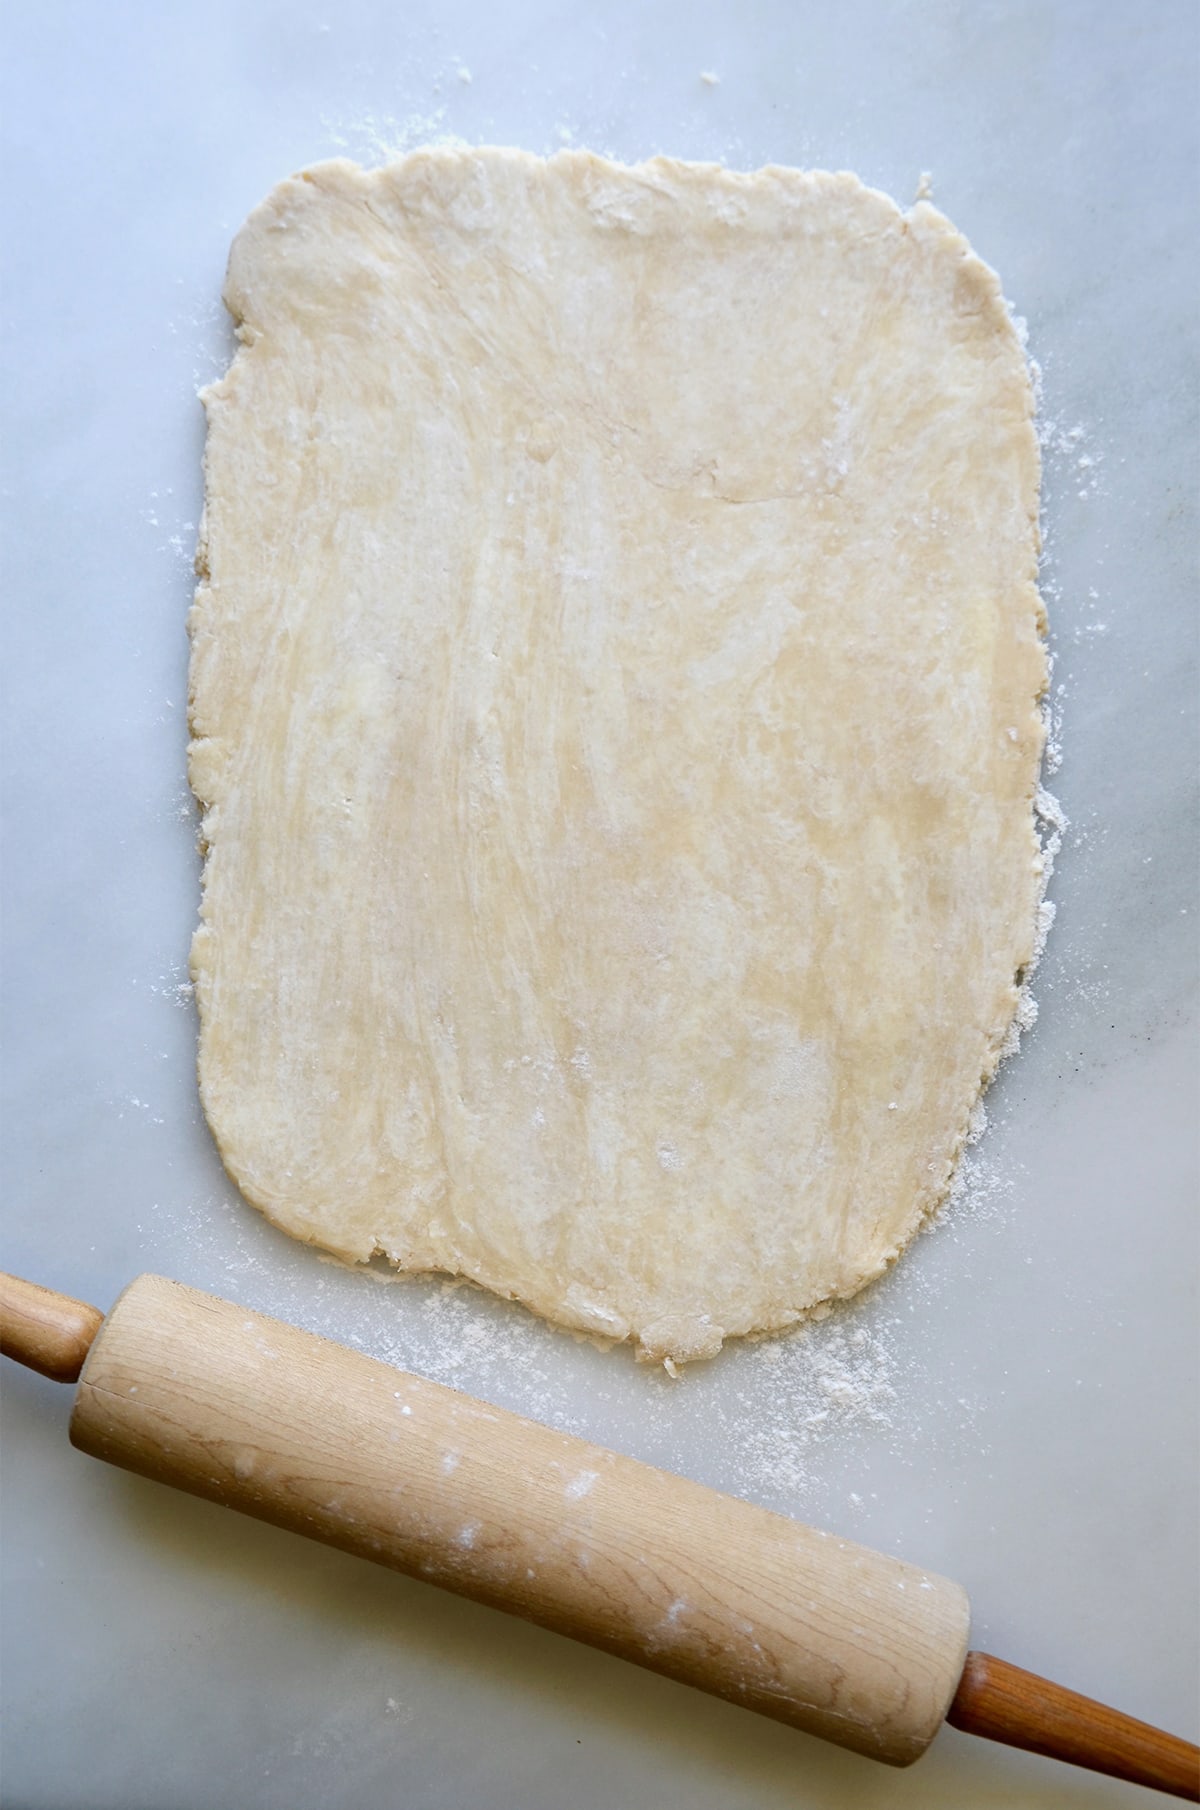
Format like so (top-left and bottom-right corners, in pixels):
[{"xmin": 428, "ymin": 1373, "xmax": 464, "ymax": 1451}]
[{"xmin": 2, "ymin": 1270, "xmax": 1196, "ymax": 1801}]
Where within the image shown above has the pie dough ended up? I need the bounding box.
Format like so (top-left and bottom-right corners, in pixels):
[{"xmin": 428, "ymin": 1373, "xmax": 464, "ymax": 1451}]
[{"xmin": 189, "ymin": 151, "xmax": 1046, "ymax": 1364}]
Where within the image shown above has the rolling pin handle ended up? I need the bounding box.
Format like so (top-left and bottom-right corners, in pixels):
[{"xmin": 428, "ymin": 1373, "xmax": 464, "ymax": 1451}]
[
  {"xmin": 948, "ymin": 1650, "xmax": 1200, "ymax": 1801},
  {"xmin": 0, "ymin": 1272, "xmax": 104, "ymax": 1384}
]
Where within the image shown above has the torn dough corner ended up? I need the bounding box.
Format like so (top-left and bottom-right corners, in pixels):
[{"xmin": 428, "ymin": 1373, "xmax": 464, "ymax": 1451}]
[{"xmin": 188, "ymin": 149, "xmax": 1047, "ymax": 1366}]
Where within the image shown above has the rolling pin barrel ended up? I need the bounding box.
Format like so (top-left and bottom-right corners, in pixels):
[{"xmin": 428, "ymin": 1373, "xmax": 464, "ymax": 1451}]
[{"xmin": 69, "ymin": 1274, "xmax": 968, "ymax": 1766}]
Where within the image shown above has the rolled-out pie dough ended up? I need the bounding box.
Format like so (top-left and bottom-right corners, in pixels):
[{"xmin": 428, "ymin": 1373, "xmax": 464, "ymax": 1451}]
[{"xmin": 189, "ymin": 150, "xmax": 1046, "ymax": 1365}]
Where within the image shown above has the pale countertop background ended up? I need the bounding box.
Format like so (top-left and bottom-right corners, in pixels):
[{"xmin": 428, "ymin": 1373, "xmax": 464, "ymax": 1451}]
[{"xmin": 1, "ymin": 3, "xmax": 1197, "ymax": 1807}]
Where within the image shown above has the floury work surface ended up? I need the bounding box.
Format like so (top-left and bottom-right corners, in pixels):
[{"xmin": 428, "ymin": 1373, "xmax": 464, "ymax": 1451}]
[{"xmin": 1, "ymin": 3, "xmax": 1196, "ymax": 1806}]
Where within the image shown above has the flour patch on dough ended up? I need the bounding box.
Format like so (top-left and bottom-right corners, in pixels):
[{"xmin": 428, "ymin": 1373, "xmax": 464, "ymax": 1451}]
[{"xmin": 189, "ymin": 150, "xmax": 1046, "ymax": 1364}]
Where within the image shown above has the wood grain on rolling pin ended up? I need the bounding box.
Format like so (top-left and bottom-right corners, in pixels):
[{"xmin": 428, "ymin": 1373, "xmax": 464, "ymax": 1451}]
[{"xmin": 70, "ymin": 1274, "xmax": 969, "ymax": 1765}]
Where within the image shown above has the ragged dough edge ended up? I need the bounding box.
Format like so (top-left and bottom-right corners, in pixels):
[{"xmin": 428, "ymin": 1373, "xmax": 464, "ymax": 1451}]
[{"xmin": 188, "ymin": 149, "xmax": 1050, "ymax": 1369}]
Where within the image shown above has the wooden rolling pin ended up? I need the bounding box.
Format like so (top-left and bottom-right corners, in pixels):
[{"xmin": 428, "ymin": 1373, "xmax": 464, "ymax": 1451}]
[{"xmin": 3, "ymin": 1270, "xmax": 1197, "ymax": 1799}]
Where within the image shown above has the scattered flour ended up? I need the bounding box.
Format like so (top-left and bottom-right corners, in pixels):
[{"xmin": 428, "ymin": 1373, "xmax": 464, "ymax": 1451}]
[
  {"xmin": 175, "ymin": 1116, "xmax": 1018, "ymax": 1519},
  {"xmin": 320, "ymin": 106, "xmax": 464, "ymax": 165},
  {"xmin": 150, "ymin": 957, "xmax": 196, "ymax": 1008}
]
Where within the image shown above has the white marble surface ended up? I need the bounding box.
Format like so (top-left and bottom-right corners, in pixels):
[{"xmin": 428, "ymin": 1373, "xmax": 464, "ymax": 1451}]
[{"xmin": 2, "ymin": 3, "xmax": 1196, "ymax": 1806}]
